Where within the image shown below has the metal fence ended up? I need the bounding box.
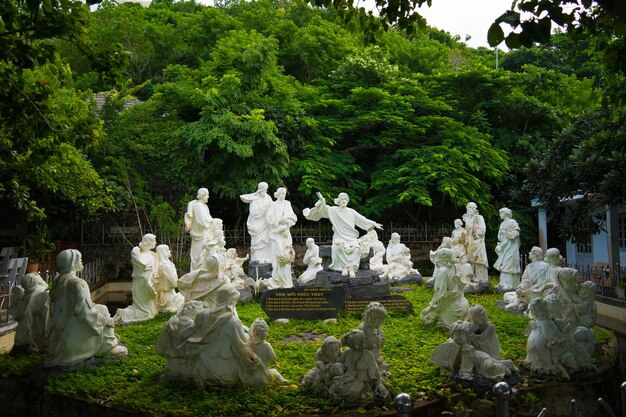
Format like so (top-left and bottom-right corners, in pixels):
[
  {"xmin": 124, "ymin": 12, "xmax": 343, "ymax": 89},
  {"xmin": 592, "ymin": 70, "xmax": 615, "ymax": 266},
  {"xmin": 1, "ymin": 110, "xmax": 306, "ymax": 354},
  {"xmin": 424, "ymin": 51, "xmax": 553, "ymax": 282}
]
[{"xmin": 80, "ymin": 221, "xmax": 452, "ymax": 246}]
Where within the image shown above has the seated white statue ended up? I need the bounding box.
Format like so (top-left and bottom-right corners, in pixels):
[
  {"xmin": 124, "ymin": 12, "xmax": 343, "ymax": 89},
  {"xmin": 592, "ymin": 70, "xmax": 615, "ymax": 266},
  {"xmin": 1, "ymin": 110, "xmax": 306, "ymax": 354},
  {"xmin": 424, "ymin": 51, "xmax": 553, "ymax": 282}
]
[
  {"xmin": 186, "ymin": 284, "xmax": 275, "ymax": 386},
  {"xmin": 381, "ymin": 233, "xmax": 418, "ymax": 282},
  {"xmin": 9, "ymin": 272, "xmax": 50, "ymax": 352},
  {"xmin": 156, "ymin": 300, "xmax": 204, "ymax": 379},
  {"xmin": 303, "ymin": 192, "xmax": 382, "ymax": 278},
  {"xmin": 248, "ymin": 318, "xmax": 288, "ymax": 383},
  {"xmin": 504, "ymin": 246, "xmax": 548, "ymax": 311},
  {"xmin": 222, "ymin": 248, "xmax": 250, "ymax": 289},
  {"xmin": 421, "ymin": 248, "xmax": 469, "ymax": 327},
  {"xmin": 329, "ymin": 329, "xmax": 391, "ymax": 406},
  {"xmin": 178, "ymin": 255, "xmax": 227, "ymax": 308},
  {"xmin": 431, "ymin": 319, "xmax": 515, "ymax": 382},
  {"xmin": 114, "ymin": 233, "xmax": 159, "ymax": 324},
  {"xmin": 298, "ymin": 238, "xmax": 323, "ymax": 285},
  {"xmin": 154, "ymin": 244, "xmax": 185, "ymax": 313},
  {"xmin": 47, "ymin": 249, "xmax": 127, "ymax": 366},
  {"xmin": 468, "ymin": 305, "xmax": 502, "ymax": 360},
  {"xmin": 523, "ymin": 297, "xmax": 577, "ymax": 379},
  {"xmin": 576, "ymin": 281, "xmax": 597, "ymax": 328},
  {"xmin": 301, "ymin": 336, "xmax": 344, "ymax": 394},
  {"xmin": 358, "ymin": 302, "xmax": 389, "ymax": 378},
  {"xmin": 260, "ymin": 226, "xmax": 295, "ymax": 290}
]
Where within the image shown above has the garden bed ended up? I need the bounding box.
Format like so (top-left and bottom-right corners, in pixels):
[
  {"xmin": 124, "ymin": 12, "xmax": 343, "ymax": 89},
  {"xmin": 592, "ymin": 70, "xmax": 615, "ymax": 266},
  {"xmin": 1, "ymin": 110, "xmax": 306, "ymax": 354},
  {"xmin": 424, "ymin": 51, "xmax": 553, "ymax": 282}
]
[{"xmin": 0, "ymin": 285, "xmax": 617, "ymax": 417}]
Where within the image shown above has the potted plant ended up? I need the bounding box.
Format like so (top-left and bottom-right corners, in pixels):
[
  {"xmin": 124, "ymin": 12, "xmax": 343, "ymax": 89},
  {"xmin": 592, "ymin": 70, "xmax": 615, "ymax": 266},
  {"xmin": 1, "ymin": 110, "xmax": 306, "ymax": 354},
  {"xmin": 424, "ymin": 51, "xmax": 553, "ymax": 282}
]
[{"xmin": 21, "ymin": 225, "xmax": 56, "ymax": 273}]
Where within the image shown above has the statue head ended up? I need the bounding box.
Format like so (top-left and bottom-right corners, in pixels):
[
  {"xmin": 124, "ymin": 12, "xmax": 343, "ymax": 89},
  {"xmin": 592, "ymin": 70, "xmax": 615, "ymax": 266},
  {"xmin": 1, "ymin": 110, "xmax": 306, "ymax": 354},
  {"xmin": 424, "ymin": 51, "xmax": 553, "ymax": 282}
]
[
  {"xmin": 201, "ymin": 256, "xmax": 221, "ymax": 277},
  {"xmin": 56, "ymin": 249, "xmax": 84, "ymax": 274},
  {"xmin": 257, "ymin": 182, "xmax": 268, "ymax": 195},
  {"xmin": 557, "ymin": 267, "xmax": 578, "ymax": 287},
  {"xmin": 543, "ymin": 293, "xmax": 562, "ymax": 317},
  {"xmin": 139, "ymin": 233, "xmax": 157, "ymax": 251},
  {"xmin": 22, "ymin": 272, "xmax": 47, "ymax": 291},
  {"xmin": 469, "ymin": 305, "xmax": 489, "ymax": 328},
  {"xmin": 454, "ymin": 219, "xmax": 463, "ymax": 228},
  {"xmin": 499, "ymin": 207, "xmax": 512, "ymax": 219},
  {"xmin": 466, "ymin": 202, "xmax": 477, "ymax": 215},
  {"xmin": 363, "ymin": 302, "xmax": 387, "ymax": 327},
  {"xmin": 449, "ymin": 320, "xmax": 477, "ymax": 345},
  {"xmin": 440, "ymin": 237, "xmax": 453, "ymax": 248},
  {"xmin": 156, "ymin": 244, "xmax": 171, "ymax": 260},
  {"xmin": 528, "ymin": 297, "xmax": 549, "ymax": 318},
  {"xmin": 215, "ymin": 283, "xmax": 240, "ymax": 307},
  {"xmin": 334, "ymin": 193, "xmax": 349, "ymax": 208},
  {"xmin": 579, "ymin": 280, "xmax": 597, "ymax": 300},
  {"xmin": 306, "ymin": 237, "xmax": 315, "ymax": 247},
  {"xmin": 197, "ymin": 187, "xmax": 209, "ymax": 203},
  {"xmin": 529, "ymin": 246, "xmax": 544, "ymax": 262},
  {"xmin": 545, "ymin": 248, "xmax": 562, "ymax": 266},
  {"xmin": 274, "ymin": 187, "xmax": 287, "ymax": 200},
  {"xmin": 319, "ymin": 336, "xmax": 341, "ymax": 362},
  {"xmin": 178, "ymin": 300, "xmax": 203, "ymax": 319},
  {"xmin": 436, "ymin": 247, "xmax": 455, "ymax": 266},
  {"xmin": 250, "ymin": 318, "xmax": 269, "ymax": 341},
  {"xmin": 341, "ymin": 329, "xmax": 365, "ymax": 351},
  {"xmin": 389, "ymin": 232, "xmax": 401, "ymax": 245}
]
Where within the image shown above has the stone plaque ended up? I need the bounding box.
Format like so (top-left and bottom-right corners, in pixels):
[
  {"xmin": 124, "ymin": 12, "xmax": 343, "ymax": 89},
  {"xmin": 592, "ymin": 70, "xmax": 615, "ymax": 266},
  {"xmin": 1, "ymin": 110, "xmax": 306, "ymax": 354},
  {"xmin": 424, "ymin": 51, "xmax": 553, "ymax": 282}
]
[
  {"xmin": 261, "ymin": 287, "xmax": 346, "ymax": 320},
  {"xmin": 344, "ymin": 295, "xmax": 413, "ymax": 314}
]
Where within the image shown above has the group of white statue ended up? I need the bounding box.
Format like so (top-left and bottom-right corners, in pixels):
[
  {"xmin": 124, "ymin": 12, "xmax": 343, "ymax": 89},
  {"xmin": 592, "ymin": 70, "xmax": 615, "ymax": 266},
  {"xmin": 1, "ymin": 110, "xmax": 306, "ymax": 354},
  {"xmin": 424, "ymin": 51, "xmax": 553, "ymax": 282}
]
[
  {"xmin": 7, "ymin": 190, "xmax": 599, "ymax": 400},
  {"xmin": 301, "ymin": 302, "xmax": 391, "ymax": 405}
]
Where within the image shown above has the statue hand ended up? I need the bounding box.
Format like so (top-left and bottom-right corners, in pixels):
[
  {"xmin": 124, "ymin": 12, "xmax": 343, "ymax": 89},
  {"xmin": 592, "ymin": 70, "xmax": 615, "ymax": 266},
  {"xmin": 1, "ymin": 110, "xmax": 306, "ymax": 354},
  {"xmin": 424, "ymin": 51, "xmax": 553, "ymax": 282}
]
[{"xmin": 375, "ymin": 223, "xmax": 383, "ymax": 230}]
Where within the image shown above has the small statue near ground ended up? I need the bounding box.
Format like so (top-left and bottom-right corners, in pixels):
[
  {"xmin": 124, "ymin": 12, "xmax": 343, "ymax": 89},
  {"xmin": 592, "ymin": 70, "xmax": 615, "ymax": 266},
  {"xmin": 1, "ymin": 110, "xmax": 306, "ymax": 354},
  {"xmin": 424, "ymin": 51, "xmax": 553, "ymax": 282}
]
[
  {"xmin": 9, "ymin": 272, "xmax": 50, "ymax": 353},
  {"xmin": 329, "ymin": 329, "xmax": 392, "ymax": 406},
  {"xmin": 358, "ymin": 302, "xmax": 389, "ymax": 378},
  {"xmin": 298, "ymin": 238, "xmax": 324, "ymax": 285},
  {"xmin": 301, "ymin": 336, "xmax": 344, "ymax": 394}
]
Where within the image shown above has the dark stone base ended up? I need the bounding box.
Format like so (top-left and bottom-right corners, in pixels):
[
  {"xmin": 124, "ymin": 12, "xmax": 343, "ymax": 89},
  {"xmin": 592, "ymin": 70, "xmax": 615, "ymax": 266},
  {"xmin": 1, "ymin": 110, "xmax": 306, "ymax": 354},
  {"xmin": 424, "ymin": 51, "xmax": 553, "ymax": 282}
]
[
  {"xmin": 464, "ymin": 282, "xmax": 490, "ymax": 294},
  {"xmin": 493, "ymin": 285, "xmax": 516, "ymax": 294},
  {"xmin": 452, "ymin": 371, "xmax": 520, "ymax": 395},
  {"xmin": 392, "ymin": 273, "xmax": 423, "ymax": 285},
  {"xmin": 246, "ymin": 261, "xmax": 272, "ymax": 281}
]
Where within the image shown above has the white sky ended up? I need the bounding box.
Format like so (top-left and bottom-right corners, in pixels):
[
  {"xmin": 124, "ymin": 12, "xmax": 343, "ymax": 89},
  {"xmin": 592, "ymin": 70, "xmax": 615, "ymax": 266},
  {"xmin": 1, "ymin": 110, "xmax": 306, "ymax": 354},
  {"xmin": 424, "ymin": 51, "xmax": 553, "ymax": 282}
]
[
  {"xmin": 194, "ymin": 0, "xmax": 514, "ymax": 49},
  {"xmin": 415, "ymin": 0, "xmax": 514, "ymax": 48}
]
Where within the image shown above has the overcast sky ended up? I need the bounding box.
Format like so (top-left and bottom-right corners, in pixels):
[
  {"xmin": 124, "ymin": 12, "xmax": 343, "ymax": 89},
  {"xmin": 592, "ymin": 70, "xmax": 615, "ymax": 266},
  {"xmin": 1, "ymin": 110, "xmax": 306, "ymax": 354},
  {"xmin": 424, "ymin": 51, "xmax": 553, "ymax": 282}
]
[{"xmin": 415, "ymin": 0, "xmax": 513, "ymax": 48}]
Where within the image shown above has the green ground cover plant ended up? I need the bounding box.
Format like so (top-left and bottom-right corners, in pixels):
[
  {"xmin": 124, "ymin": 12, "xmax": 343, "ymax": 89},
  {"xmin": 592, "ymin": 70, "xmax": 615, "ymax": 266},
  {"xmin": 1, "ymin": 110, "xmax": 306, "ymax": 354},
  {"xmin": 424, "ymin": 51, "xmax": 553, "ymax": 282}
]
[{"xmin": 0, "ymin": 284, "xmax": 615, "ymax": 417}]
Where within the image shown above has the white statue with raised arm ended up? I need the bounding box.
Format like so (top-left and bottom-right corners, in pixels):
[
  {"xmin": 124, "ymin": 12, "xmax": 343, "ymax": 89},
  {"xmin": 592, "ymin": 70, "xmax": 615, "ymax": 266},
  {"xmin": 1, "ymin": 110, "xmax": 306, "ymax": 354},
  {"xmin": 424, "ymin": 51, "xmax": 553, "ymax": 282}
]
[
  {"xmin": 240, "ymin": 182, "xmax": 274, "ymax": 264},
  {"xmin": 303, "ymin": 192, "xmax": 382, "ymax": 278}
]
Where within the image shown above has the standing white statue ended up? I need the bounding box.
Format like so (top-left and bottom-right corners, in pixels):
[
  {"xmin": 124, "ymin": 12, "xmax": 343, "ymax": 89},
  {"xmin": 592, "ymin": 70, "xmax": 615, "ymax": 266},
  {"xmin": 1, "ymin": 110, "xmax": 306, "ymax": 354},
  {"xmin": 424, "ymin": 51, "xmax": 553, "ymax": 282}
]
[
  {"xmin": 381, "ymin": 233, "xmax": 419, "ymax": 282},
  {"xmin": 298, "ymin": 238, "xmax": 324, "ymax": 285},
  {"xmin": 463, "ymin": 202, "xmax": 489, "ymax": 286},
  {"xmin": 113, "ymin": 233, "xmax": 159, "ymax": 324},
  {"xmin": 494, "ymin": 207, "xmax": 521, "ymax": 290},
  {"xmin": 266, "ymin": 187, "xmax": 297, "ymax": 267},
  {"xmin": 9, "ymin": 272, "xmax": 50, "ymax": 352},
  {"xmin": 451, "ymin": 219, "xmax": 468, "ymax": 263},
  {"xmin": 47, "ymin": 249, "xmax": 127, "ymax": 366},
  {"xmin": 185, "ymin": 187, "xmax": 213, "ymax": 271},
  {"xmin": 154, "ymin": 244, "xmax": 185, "ymax": 313},
  {"xmin": 303, "ymin": 192, "xmax": 382, "ymax": 278},
  {"xmin": 421, "ymin": 247, "xmax": 469, "ymax": 327},
  {"xmin": 240, "ymin": 182, "xmax": 274, "ymax": 264}
]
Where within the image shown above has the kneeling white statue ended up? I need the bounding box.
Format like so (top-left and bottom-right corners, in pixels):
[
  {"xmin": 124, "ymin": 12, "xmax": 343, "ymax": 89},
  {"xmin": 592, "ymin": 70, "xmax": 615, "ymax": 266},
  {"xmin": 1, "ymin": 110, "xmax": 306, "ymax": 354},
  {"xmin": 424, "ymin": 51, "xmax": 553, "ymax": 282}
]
[
  {"xmin": 381, "ymin": 233, "xmax": 419, "ymax": 282},
  {"xmin": 9, "ymin": 272, "xmax": 50, "ymax": 353},
  {"xmin": 298, "ymin": 238, "xmax": 324, "ymax": 285}
]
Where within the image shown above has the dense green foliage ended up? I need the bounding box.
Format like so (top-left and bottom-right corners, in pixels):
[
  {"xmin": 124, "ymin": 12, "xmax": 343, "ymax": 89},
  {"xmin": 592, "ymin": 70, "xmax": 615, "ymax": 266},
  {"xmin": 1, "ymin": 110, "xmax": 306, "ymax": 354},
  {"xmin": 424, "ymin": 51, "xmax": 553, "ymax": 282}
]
[
  {"xmin": 0, "ymin": 286, "xmax": 615, "ymax": 416},
  {"xmin": 1, "ymin": 0, "xmax": 622, "ymax": 247}
]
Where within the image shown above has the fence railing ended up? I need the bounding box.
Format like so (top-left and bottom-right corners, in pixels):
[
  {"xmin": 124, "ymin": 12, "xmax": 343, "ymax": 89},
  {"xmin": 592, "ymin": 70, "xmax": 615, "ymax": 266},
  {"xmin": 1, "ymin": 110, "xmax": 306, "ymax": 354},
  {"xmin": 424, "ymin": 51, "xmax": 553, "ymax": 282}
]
[{"xmin": 80, "ymin": 221, "xmax": 452, "ymax": 246}]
